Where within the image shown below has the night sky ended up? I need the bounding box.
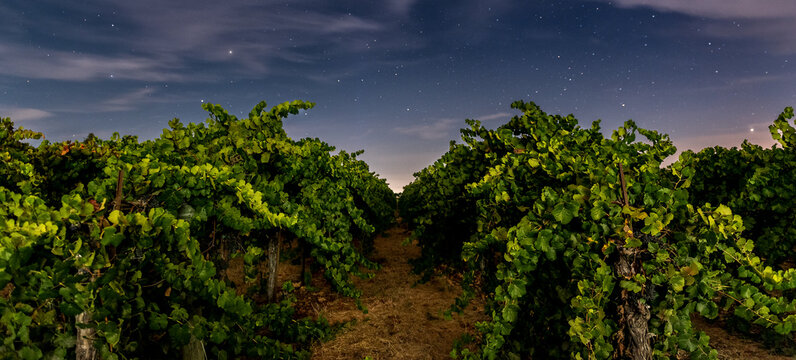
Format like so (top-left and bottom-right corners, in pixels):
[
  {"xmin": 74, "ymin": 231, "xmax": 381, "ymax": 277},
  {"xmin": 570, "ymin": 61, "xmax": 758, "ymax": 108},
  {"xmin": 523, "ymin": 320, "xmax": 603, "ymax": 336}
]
[{"xmin": 1, "ymin": 1, "xmax": 795, "ymax": 191}]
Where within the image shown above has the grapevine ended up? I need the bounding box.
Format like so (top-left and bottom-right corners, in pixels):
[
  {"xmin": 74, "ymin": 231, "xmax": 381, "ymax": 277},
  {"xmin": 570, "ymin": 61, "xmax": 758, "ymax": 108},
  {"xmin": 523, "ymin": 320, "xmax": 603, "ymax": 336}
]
[
  {"xmin": 0, "ymin": 100, "xmax": 395, "ymax": 359},
  {"xmin": 400, "ymin": 101, "xmax": 796, "ymax": 359}
]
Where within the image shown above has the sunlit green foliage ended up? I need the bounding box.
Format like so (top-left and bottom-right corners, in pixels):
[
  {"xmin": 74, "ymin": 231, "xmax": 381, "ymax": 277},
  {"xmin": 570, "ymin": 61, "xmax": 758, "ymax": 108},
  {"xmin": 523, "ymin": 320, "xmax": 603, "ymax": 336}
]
[
  {"xmin": 0, "ymin": 101, "xmax": 394, "ymax": 359},
  {"xmin": 686, "ymin": 106, "xmax": 796, "ymax": 349},
  {"xmin": 401, "ymin": 101, "xmax": 796, "ymax": 359}
]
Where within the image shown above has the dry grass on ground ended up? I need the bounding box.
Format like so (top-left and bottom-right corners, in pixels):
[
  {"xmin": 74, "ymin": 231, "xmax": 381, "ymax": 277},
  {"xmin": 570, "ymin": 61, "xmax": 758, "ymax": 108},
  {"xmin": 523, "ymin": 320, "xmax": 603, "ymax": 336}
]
[
  {"xmin": 302, "ymin": 224, "xmax": 488, "ymax": 360},
  {"xmin": 692, "ymin": 316, "xmax": 794, "ymax": 360},
  {"xmin": 222, "ymin": 223, "xmax": 792, "ymax": 360}
]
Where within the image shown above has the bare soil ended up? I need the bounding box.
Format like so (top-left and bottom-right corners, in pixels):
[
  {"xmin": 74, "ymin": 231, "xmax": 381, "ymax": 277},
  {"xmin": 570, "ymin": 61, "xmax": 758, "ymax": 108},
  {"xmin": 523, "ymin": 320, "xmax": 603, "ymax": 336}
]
[
  {"xmin": 692, "ymin": 317, "xmax": 794, "ymax": 360},
  {"xmin": 223, "ymin": 223, "xmax": 792, "ymax": 359},
  {"xmin": 304, "ymin": 224, "xmax": 488, "ymax": 360}
]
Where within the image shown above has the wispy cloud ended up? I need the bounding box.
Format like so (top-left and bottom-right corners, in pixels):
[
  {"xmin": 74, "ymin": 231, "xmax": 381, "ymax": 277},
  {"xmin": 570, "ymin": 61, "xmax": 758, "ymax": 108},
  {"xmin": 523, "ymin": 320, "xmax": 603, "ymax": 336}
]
[
  {"xmin": 395, "ymin": 118, "xmax": 460, "ymax": 140},
  {"xmin": 0, "ymin": 107, "xmax": 53, "ymax": 121},
  {"xmin": 702, "ymin": 20, "xmax": 796, "ymax": 54},
  {"xmin": 606, "ymin": 0, "xmax": 796, "ymax": 53},
  {"xmin": 679, "ymin": 72, "xmax": 796, "ymax": 94},
  {"xmin": 387, "ymin": 0, "xmax": 419, "ymax": 15},
  {"xmin": 51, "ymin": 86, "xmax": 180, "ymax": 114},
  {"xmin": 479, "ymin": 112, "xmax": 513, "ymax": 121},
  {"xmin": 0, "ymin": 0, "xmax": 536, "ymax": 86},
  {"xmin": 394, "ymin": 111, "xmax": 514, "ymax": 140},
  {"xmin": 0, "ymin": 44, "xmax": 185, "ymax": 82},
  {"xmin": 113, "ymin": 4, "xmax": 400, "ymax": 78},
  {"xmin": 95, "ymin": 87, "xmax": 157, "ymax": 112},
  {"xmin": 0, "ymin": 1, "xmax": 406, "ymax": 83},
  {"xmin": 609, "ymin": 0, "xmax": 796, "ymax": 19}
]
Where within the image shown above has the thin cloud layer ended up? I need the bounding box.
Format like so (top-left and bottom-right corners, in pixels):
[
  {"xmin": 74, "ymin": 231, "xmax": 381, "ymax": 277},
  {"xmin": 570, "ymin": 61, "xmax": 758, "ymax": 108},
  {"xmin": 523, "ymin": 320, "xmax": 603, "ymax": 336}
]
[
  {"xmin": 0, "ymin": 0, "xmax": 523, "ymax": 85},
  {"xmin": 609, "ymin": 0, "xmax": 796, "ymax": 19},
  {"xmin": 1, "ymin": 107, "xmax": 53, "ymax": 121},
  {"xmin": 703, "ymin": 20, "xmax": 796, "ymax": 54},
  {"xmin": 96, "ymin": 87, "xmax": 158, "ymax": 112},
  {"xmin": 395, "ymin": 118, "xmax": 459, "ymax": 140},
  {"xmin": 394, "ymin": 112, "xmax": 514, "ymax": 140},
  {"xmin": 479, "ymin": 112, "xmax": 513, "ymax": 121},
  {"xmin": 0, "ymin": 44, "xmax": 183, "ymax": 82},
  {"xmin": 387, "ymin": 0, "xmax": 419, "ymax": 15},
  {"xmin": 0, "ymin": 1, "xmax": 404, "ymax": 83},
  {"xmin": 607, "ymin": 0, "xmax": 796, "ymax": 54}
]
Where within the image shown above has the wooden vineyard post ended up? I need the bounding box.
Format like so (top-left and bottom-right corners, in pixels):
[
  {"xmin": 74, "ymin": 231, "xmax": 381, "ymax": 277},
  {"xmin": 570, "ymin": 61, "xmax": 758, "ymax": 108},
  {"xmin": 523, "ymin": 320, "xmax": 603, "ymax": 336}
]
[
  {"xmin": 615, "ymin": 163, "xmax": 652, "ymax": 360},
  {"xmin": 266, "ymin": 231, "xmax": 283, "ymax": 302},
  {"xmin": 182, "ymin": 325, "xmax": 206, "ymax": 360},
  {"xmin": 74, "ymin": 310, "xmax": 97, "ymax": 360},
  {"xmin": 76, "ymin": 169, "xmax": 124, "ymax": 359}
]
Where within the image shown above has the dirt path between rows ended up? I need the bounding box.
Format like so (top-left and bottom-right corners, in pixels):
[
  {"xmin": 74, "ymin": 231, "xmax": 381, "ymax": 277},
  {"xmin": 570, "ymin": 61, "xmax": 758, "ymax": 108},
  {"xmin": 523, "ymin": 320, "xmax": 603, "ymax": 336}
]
[
  {"xmin": 302, "ymin": 223, "xmax": 488, "ymax": 360},
  {"xmin": 273, "ymin": 222, "xmax": 791, "ymax": 360},
  {"xmin": 692, "ymin": 317, "xmax": 793, "ymax": 360}
]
